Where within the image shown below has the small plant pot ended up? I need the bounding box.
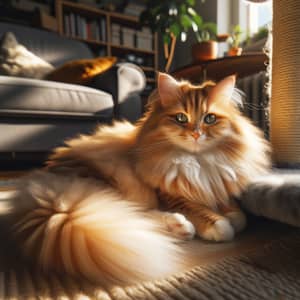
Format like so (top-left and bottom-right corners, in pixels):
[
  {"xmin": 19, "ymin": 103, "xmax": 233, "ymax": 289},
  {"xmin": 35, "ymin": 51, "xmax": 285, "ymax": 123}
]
[
  {"xmin": 228, "ymin": 47, "xmax": 243, "ymax": 56},
  {"xmin": 192, "ymin": 41, "xmax": 218, "ymax": 61}
]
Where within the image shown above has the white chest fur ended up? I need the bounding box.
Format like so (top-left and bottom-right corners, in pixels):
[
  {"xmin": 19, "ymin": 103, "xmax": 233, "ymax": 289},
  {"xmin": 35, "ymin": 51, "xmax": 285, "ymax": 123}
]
[
  {"xmin": 166, "ymin": 155, "xmax": 201, "ymax": 188},
  {"xmin": 164, "ymin": 153, "xmax": 237, "ymax": 207}
]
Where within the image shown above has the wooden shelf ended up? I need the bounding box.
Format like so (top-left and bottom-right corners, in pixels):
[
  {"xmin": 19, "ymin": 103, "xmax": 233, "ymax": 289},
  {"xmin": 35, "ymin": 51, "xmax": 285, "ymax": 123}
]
[
  {"xmin": 59, "ymin": 0, "xmax": 107, "ymax": 15},
  {"xmin": 109, "ymin": 11, "xmax": 139, "ymax": 23},
  {"xmin": 61, "ymin": 0, "xmax": 139, "ymax": 23},
  {"xmin": 68, "ymin": 36, "xmax": 108, "ymax": 46},
  {"xmin": 172, "ymin": 54, "xmax": 268, "ymax": 83},
  {"xmin": 56, "ymin": 0, "xmax": 158, "ymax": 93},
  {"xmin": 110, "ymin": 44, "xmax": 155, "ymax": 55}
]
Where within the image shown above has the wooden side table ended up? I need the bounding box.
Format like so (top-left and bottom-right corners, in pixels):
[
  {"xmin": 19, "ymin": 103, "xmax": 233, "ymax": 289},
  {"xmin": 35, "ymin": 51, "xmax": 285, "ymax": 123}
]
[{"xmin": 172, "ymin": 53, "xmax": 268, "ymax": 83}]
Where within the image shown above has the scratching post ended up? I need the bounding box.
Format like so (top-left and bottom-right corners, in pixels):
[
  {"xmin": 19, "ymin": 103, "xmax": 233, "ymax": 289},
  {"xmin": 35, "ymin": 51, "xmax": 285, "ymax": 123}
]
[{"xmin": 270, "ymin": 1, "xmax": 300, "ymax": 165}]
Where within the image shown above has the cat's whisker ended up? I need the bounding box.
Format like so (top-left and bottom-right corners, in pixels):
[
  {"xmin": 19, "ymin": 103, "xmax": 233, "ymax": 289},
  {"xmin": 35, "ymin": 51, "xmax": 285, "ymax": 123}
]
[{"xmin": 242, "ymin": 102, "xmax": 266, "ymax": 111}]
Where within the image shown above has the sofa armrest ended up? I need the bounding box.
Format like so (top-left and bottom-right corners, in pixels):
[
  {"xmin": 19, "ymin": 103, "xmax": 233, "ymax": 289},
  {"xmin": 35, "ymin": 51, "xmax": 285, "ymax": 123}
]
[
  {"xmin": 88, "ymin": 63, "xmax": 146, "ymax": 121},
  {"xmin": 116, "ymin": 62, "xmax": 146, "ymax": 102}
]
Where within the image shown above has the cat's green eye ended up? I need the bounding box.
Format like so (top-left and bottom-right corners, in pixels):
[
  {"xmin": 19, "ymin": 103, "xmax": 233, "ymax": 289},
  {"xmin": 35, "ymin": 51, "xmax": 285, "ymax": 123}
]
[
  {"xmin": 204, "ymin": 113, "xmax": 217, "ymax": 125},
  {"xmin": 175, "ymin": 113, "xmax": 188, "ymax": 124}
]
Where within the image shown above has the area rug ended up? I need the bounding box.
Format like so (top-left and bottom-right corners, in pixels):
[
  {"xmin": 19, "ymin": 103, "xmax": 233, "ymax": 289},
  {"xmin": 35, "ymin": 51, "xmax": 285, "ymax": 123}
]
[{"xmin": 1, "ymin": 231, "xmax": 300, "ymax": 299}]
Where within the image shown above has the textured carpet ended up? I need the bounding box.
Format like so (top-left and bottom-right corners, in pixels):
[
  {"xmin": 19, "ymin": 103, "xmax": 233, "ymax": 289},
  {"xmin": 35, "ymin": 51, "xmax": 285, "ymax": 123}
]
[
  {"xmin": 1, "ymin": 174, "xmax": 300, "ymax": 299},
  {"xmin": 1, "ymin": 231, "xmax": 300, "ymax": 299}
]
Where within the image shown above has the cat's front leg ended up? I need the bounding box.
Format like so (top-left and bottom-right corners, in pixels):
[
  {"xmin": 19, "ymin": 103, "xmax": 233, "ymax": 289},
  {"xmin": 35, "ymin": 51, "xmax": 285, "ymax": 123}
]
[
  {"xmin": 149, "ymin": 210, "xmax": 196, "ymax": 240},
  {"xmin": 218, "ymin": 202, "xmax": 247, "ymax": 233},
  {"xmin": 186, "ymin": 205, "xmax": 235, "ymax": 242},
  {"xmin": 160, "ymin": 195, "xmax": 235, "ymax": 242}
]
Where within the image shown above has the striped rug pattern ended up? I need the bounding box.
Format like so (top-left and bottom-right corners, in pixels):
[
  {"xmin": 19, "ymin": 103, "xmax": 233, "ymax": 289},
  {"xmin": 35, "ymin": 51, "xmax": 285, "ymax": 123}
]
[{"xmin": 0, "ymin": 232, "xmax": 300, "ymax": 299}]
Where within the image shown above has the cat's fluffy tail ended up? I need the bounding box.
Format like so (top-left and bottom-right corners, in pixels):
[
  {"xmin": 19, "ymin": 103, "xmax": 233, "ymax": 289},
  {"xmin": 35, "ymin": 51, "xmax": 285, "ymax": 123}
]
[{"xmin": 4, "ymin": 171, "xmax": 183, "ymax": 286}]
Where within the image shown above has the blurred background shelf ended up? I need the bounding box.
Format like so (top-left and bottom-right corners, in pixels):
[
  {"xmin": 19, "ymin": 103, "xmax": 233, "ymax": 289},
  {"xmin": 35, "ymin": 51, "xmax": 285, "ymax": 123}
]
[{"xmin": 56, "ymin": 0, "xmax": 158, "ymax": 91}]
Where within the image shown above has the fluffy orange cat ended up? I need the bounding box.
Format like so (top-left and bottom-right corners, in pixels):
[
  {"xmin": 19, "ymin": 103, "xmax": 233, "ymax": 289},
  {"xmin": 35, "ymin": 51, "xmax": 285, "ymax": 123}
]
[{"xmin": 1, "ymin": 73, "xmax": 270, "ymax": 286}]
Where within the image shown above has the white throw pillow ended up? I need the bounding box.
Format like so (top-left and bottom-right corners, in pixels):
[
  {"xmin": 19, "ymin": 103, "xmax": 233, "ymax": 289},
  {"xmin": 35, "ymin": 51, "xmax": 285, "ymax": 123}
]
[{"xmin": 0, "ymin": 32, "xmax": 54, "ymax": 79}]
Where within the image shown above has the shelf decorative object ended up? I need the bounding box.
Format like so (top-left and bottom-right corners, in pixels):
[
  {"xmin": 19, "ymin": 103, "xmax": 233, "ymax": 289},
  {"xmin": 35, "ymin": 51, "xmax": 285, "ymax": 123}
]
[
  {"xmin": 191, "ymin": 19, "xmax": 217, "ymax": 61},
  {"xmin": 227, "ymin": 25, "xmax": 243, "ymax": 57}
]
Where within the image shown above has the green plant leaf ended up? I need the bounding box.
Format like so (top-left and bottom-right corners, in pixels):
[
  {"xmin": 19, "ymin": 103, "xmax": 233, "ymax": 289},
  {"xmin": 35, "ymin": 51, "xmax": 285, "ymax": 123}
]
[
  {"xmin": 195, "ymin": 32, "xmax": 202, "ymax": 43},
  {"xmin": 170, "ymin": 23, "xmax": 181, "ymax": 37},
  {"xmin": 252, "ymin": 26, "xmax": 268, "ymax": 42},
  {"xmin": 140, "ymin": 0, "xmax": 212, "ymax": 44},
  {"xmin": 186, "ymin": 0, "xmax": 195, "ymax": 5},
  {"xmin": 179, "ymin": 3, "xmax": 187, "ymax": 14},
  {"xmin": 187, "ymin": 7, "xmax": 196, "ymax": 16},
  {"xmin": 190, "ymin": 13, "xmax": 203, "ymax": 28},
  {"xmin": 180, "ymin": 14, "xmax": 192, "ymax": 30},
  {"xmin": 163, "ymin": 33, "xmax": 171, "ymax": 45},
  {"xmin": 233, "ymin": 24, "xmax": 243, "ymax": 34},
  {"xmin": 202, "ymin": 22, "xmax": 217, "ymax": 37},
  {"xmin": 201, "ymin": 30, "xmax": 210, "ymax": 41}
]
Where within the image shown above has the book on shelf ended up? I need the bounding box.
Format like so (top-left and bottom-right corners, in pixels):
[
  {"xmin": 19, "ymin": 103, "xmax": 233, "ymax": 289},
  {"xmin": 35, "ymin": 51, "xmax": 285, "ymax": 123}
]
[
  {"xmin": 63, "ymin": 12, "xmax": 106, "ymax": 42},
  {"xmin": 62, "ymin": 10, "xmax": 153, "ymax": 50},
  {"xmin": 122, "ymin": 27, "xmax": 135, "ymax": 48},
  {"xmin": 136, "ymin": 27, "xmax": 153, "ymax": 50},
  {"xmin": 63, "ymin": 14, "xmax": 70, "ymax": 36},
  {"xmin": 70, "ymin": 12, "xmax": 75, "ymax": 37},
  {"xmin": 100, "ymin": 18, "xmax": 106, "ymax": 42},
  {"xmin": 76, "ymin": 14, "xmax": 82, "ymax": 38},
  {"xmin": 82, "ymin": 18, "xmax": 87, "ymax": 39},
  {"xmin": 112, "ymin": 23, "xmax": 121, "ymax": 45}
]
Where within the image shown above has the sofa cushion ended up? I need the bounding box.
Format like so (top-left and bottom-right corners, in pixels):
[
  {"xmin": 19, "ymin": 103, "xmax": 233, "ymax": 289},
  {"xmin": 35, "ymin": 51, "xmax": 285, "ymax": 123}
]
[
  {"xmin": 0, "ymin": 76, "xmax": 113, "ymax": 119},
  {"xmin": 0, "ymin": 22, "xmax": 93, "ymax": 67},
  {"xmin": 46, "ymin": 56, "xmax": 117, "ymax": 84},
  {"xmin": 0, "ymin": 32, "xmax": 54, "ymax": 79}
]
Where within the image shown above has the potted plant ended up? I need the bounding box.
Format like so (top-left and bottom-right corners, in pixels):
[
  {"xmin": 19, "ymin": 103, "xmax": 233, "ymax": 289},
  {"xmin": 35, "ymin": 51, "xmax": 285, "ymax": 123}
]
[
  {"xmin": 192, "ymin": 21, "xmax": 218, "ymax": 61},
  {"xmin": 227, "ymin": 25, "xmax": 243, "ymax": 56},
  {"xmin": 242, "ymin": 26, "xmax": 269, "ymax": 53},
  {"xmin": 140, "ymin": 0, "xmax": 206, "ymax": 72}
]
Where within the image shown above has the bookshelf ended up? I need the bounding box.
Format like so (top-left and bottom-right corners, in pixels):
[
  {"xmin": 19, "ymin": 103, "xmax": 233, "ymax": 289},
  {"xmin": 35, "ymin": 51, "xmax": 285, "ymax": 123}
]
[{"xmin": 55, "ymin": 0, "xmax": 158, "ymax": 94}]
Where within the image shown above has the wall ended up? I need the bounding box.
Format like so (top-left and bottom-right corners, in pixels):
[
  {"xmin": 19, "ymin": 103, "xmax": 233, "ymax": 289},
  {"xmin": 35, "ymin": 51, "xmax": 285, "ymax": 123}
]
[{"xmin": 217, "ymin": 0, "xmax": 231, "ymax": 57}]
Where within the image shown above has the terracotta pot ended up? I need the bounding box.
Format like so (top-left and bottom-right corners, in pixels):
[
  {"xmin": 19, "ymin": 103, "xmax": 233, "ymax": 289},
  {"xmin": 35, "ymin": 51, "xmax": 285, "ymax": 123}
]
[
  {"xmin": 228, "ymin": 47, "xmax": 243, "ymax": 56},
  {"xmin": 192, "ymin": 41, "xmax": 218, "ymax": 61}
]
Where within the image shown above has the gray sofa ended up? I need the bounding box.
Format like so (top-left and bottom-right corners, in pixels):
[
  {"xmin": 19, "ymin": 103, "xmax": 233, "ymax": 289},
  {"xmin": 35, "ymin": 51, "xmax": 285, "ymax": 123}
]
[{"xmin": 0, "ymin": 22, "xmax": 145, "ymax": 167}]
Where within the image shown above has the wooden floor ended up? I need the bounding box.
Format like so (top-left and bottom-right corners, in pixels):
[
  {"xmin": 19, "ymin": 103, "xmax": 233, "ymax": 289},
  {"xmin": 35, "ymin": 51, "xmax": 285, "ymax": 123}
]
[{"xmin": 0, "ymin": 170, "xmax": 297, "ymax": 270}]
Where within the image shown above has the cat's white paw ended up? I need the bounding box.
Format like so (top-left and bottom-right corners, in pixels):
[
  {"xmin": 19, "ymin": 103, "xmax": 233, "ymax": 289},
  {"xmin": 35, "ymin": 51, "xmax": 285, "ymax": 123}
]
[
  {"xmin": 225, "ymin": 211, "xmax": 247, "ymax": 233},
  {"xmin": 201, "ymin": 218, "xmax": 235, "ymax": 242},
  {"xmin": 164, "ymin": 213, "xmax": 196, "ymax": 240}
]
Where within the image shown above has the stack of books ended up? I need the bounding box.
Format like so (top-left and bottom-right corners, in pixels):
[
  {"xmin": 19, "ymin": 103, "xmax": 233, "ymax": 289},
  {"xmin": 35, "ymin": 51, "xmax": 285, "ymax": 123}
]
[{"xmin": 111, "ymin": 23, "xmax": 153, "ymax": 50}]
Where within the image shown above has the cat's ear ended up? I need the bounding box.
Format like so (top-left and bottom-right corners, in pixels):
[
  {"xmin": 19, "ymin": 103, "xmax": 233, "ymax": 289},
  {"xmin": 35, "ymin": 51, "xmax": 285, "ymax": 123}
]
[
  {"xmin": 157, "ymin": 72, "xmax": 181, "ymax": 106},
  {"xmin": 208, "ymin": 75, "xmax": 236, "ymax": 105}
]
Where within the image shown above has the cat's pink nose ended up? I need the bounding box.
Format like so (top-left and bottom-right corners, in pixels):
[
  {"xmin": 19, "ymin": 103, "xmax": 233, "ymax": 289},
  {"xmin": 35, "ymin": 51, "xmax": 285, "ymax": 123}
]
[{"xmin": 191, "ymin": 131, "xmax": 200, "ymax": 140}]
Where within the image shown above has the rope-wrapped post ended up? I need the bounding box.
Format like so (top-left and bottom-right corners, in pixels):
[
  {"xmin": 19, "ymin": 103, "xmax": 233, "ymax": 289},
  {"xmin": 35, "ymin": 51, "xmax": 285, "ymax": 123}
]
[{"xmin": 271, "ymin": 1, "xmax": 300, "ymax": 166}]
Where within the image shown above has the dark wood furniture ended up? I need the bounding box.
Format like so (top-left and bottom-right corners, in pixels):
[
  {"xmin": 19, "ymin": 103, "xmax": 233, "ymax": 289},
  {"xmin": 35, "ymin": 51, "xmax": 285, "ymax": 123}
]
[
  {"xmin": 55, "ymin": 0, "xmax": 158, "ymax": 87},
  {"xmin": 172, "ymin": 53, "xmax": 268, "ymax": 83}
]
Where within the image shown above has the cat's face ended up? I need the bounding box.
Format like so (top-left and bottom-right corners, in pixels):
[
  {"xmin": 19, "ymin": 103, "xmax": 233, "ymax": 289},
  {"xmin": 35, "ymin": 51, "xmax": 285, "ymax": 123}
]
[{"xmin": 149, "ymin": 73, "xmax": 242, "ymax": 154}]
